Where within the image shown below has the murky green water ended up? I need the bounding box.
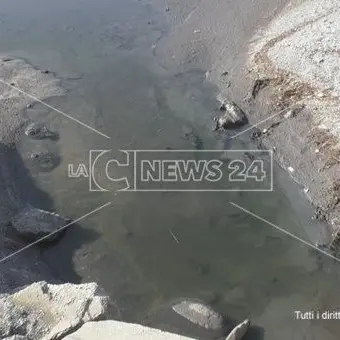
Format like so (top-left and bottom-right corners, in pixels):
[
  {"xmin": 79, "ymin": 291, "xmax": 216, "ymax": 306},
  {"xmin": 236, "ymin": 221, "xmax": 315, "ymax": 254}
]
[{"xmin": 2, "ymin": 0, "xmax": 340, "ymax": 339}]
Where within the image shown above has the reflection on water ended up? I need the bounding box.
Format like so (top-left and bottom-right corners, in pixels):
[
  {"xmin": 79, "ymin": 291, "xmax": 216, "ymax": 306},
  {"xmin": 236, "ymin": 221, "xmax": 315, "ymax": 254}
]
[{"xmin": 2, "ymin": 0, "xmax": 340, "ymax": 339}]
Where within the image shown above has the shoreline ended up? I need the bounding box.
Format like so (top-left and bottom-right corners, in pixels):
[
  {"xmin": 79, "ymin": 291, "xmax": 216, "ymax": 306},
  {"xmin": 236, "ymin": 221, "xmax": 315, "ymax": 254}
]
[
  {"xmin": 155, "ymin": 0, "xmax": 336, "ymax": 248},
  {"xmin": 243, "ymin": 0, "xmax": 340, "ymax": 250}
]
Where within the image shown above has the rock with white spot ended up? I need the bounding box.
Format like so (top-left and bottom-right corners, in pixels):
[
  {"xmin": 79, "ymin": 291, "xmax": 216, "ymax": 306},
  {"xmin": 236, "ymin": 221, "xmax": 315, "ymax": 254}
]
[{"xmin": 172, "ymin": 300, "xmax": 225, "ymax": 330}]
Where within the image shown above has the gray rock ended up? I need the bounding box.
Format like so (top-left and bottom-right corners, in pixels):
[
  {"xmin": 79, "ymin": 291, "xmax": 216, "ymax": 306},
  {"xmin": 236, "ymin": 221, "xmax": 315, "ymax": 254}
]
[
  {"xmin": 0, "ymin": 281, "xmax": 109, "ymax": 340},
  {"xmin": 225, "ymin": 319, "xmax": 250, "ymax": 340},
  {"xmin": 172, "ymin": 299, "xmax": 225, "ymax": 330},
  {"xmin": 63, "ymin": 320, "xmax": 199, "ymax": 340},
  {"xmin": 24, "ymin": 123, "xmax": 52, "ymax": 139},
  {"xmin": 10, "ymin": 205, "xmax": 70, "ymax": 242},
  {"xmin": 4, "ymin": 336, "xmax": 28, "ymax": 340},
  {"xmin": 0, "ymin": 296, "xmax": 28, "ymax": 338},
  {"xmin": 215, "ymin": 97, "xmax": 247, "ymax": 130}
]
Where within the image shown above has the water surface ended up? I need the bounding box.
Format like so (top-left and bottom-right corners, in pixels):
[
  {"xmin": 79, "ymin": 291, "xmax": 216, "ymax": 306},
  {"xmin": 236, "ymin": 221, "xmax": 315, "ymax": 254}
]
[{"xmin": 1, "ymin": 0, "xmax": 340, "ymax": 339}]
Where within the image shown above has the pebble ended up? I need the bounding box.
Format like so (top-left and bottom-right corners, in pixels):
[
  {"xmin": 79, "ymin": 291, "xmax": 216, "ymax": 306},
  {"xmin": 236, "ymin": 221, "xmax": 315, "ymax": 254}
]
[
  {"xmin": 284, "ymin": 110, "xmax": 294, "ymax": 119},
  {"xmin": 288, "ymin": 166, "xmax": 294, "ymax": 173}
]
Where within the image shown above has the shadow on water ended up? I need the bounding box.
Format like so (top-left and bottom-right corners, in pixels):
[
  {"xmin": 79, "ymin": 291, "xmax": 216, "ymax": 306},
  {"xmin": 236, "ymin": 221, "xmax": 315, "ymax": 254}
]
[{"xmin": 0, "ymin": 141, "xmax": 100, "ymax": 286}]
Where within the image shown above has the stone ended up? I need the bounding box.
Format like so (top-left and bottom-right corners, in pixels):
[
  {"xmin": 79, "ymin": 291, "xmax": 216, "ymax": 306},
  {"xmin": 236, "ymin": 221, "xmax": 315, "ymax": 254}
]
[
  {"xmin": 24, "ymin": 123, "xmax": 55, "ymax": 140},
  {"xmin": 225, "ymin": 319, "xmax": 250, "ymax": 340},
  {"xmin": 172, "ymin": 299, "xmax": 225, "ymax": 330},
  {"xmin": 215, "ymin": 97, "xmax": 248, "ymax": 130},
  {"xmin": 0, "ymin": 281, "xmax": 109, "ymax": 340},
  {"xmin": 10, "ymin": 205, "xmax": 70, "ymax": 242},
  {"xmin": 63, "ymin": 320, "xmax": 199, "ymax": 340},
  {"xmin": 0, "ymin": 296, "xmax": 28, "ymax": 339}
]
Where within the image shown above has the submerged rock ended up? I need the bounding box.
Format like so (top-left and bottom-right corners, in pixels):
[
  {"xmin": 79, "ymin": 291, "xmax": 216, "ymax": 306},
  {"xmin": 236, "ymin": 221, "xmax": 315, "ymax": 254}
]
[
  {"xmin": 182, "ymin": 126, "xmax": 203, "ymax": 150},
  {"xmin": 225, "ymin": 319, "xmax": 250, "ymax": 340},
  {"xmin": 214, "ymin": 98, "xmax": 247, "ymax": 130},
  {"xmin": 0, "ymin": 281, "xmax": 109, "ymax": 340},
  {"xmin": 24, "ymin": 123, "xmax": 58, "ymax": 140},
  {"xmin": 10, "ymin": 205, "xmax": 70, "ymax": 242},
  {"xmin": 26, "ymin": 151, "xmax": 60, "ymax": 172},
  {"xmin": 172, "ymin": 299, "xmax": 225, "ymax": 330}
]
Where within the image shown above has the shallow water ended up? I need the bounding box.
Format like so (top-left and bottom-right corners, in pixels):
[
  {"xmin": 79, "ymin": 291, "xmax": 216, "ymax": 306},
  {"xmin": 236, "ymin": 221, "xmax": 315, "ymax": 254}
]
[{"xmin": 2, "ymin": 0, "xmax": 340, "ymax": 339}]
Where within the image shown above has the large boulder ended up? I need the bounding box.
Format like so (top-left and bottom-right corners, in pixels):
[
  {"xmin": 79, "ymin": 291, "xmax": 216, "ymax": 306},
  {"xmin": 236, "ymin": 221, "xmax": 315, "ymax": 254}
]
[
  {"xmin": 63, "ymin": 320, "xmax": 199, "ymax": 340},
  {"xmin": 0, "ymin": 296, "xmax": 29, "ymax": 339},
  {"xmin": 0, "ymin": 281, "xmax": 109, "ymax": 340},
  {"xmin": 10, "ymin": 206, "xmax": 70, "ymax": 242},
  {"xmin": 172, "ymin": 299, "xmax": 225, "ymax": 330}
]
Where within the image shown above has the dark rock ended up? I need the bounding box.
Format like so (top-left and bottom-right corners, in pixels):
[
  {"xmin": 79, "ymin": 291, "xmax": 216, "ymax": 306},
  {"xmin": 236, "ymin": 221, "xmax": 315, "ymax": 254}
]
[
  {"xmin": 251, "ymin": 78, "xmax": 270, "ymax": 99},
  {"xmin": 10, "ymin": 205, "xmax": 71, "ymax": 243},
  {"xmin": 250, "ymin": 129, "xmax": 262, "ymax": 141},
  {"xmin": 215, "ymin": 98, "xmax": 248, "ymax": 130}
]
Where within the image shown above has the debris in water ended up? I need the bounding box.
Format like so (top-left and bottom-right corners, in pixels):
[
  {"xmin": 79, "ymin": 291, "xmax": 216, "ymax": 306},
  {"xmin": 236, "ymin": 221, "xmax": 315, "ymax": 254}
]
[
  {"xmin": 251, "ymin": 78, "xmax": 270, "ymax": 99},
  {"xmin": 168, "ymin": 228, "xmax": 179, "ymax": 244}
]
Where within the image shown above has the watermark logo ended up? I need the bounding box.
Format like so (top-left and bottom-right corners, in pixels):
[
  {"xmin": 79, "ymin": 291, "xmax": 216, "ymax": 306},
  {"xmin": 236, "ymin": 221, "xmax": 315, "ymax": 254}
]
[{"xmin": 67, "ymin": 149, "xmax": 273, "ymax": 192}]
